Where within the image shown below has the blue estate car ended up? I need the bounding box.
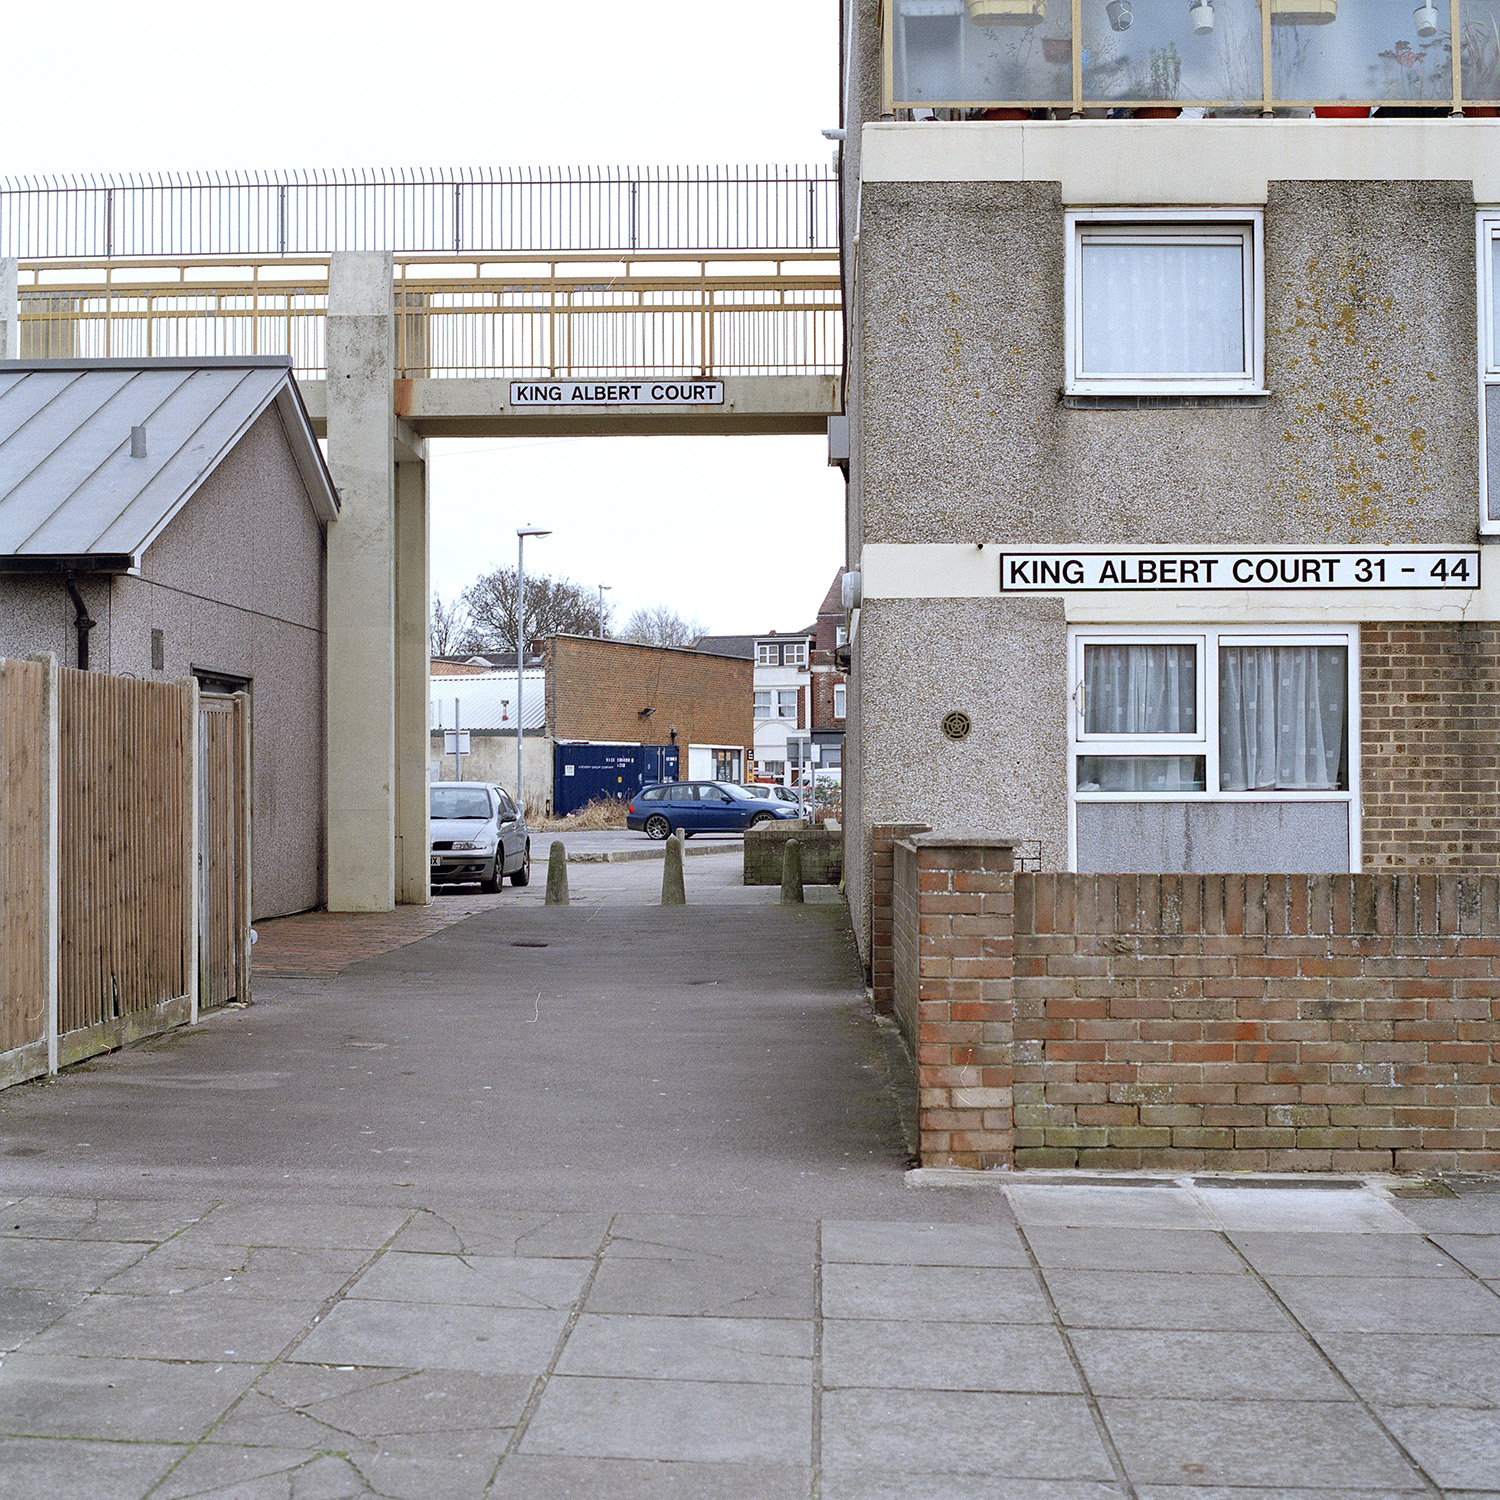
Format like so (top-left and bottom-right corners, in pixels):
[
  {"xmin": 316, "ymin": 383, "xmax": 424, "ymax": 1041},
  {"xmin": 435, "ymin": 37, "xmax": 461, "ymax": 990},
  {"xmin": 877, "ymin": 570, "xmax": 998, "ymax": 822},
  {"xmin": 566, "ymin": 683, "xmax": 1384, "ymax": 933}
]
[{"xmin": 625, "ymin": 780, "xmax": 802, "ymax": 839}]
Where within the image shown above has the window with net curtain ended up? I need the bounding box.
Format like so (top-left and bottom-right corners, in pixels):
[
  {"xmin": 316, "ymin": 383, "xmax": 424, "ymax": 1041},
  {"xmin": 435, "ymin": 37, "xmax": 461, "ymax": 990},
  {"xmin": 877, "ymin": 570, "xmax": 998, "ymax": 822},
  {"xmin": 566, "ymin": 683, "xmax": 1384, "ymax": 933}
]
[
  {"xmin": 1078, "ymin": 641, "xmax": 1348, "ymax": 794},
  {"xmin": 1077, "ymin": 228, "xmax": 1251, "ymax": 384}
]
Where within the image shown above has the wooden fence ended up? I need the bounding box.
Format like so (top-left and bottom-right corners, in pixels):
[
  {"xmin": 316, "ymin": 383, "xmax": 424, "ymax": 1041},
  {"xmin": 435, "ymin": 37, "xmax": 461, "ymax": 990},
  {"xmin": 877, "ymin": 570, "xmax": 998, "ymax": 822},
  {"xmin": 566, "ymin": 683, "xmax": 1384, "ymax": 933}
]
[
  {"xmin": 0, "ymin": 659, "xmax": 51, "ymax": 1084},
  {"xmin": 0, "ymin": 657, "xmax": 250, "ymax": 1086}
]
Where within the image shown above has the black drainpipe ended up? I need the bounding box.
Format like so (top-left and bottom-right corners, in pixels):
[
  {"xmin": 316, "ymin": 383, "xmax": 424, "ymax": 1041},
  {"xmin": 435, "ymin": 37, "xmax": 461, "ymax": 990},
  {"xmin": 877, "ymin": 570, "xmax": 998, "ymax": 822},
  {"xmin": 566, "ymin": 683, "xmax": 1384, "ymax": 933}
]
[{"xmin": 63, "ymin": 571, "xmax": 94, "ymax": 671}]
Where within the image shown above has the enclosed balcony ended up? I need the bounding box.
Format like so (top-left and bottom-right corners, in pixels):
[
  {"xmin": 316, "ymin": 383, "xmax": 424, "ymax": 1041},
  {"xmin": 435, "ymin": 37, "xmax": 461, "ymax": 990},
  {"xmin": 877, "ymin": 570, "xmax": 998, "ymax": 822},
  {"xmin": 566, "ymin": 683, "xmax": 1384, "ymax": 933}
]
[{"xmin": 883, "ymin": 0, "xmax": 1500, "ymax": 116}]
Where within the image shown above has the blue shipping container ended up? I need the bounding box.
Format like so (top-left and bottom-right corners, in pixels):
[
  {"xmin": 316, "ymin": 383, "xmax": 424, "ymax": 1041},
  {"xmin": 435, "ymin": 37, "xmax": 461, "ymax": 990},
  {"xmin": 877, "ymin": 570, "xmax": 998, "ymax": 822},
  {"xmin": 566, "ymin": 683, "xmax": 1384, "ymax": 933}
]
[{"xmin": 553, "ymin": 743, "xmax": 680, "ymax": 818}]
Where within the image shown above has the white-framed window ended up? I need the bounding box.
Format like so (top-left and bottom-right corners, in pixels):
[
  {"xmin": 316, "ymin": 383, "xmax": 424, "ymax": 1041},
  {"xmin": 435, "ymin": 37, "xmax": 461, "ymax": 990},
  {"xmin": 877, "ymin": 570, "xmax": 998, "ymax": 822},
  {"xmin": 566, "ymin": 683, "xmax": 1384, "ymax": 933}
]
[
  {"xmin": 784, "ymin": 641, "xmax": 808, "ymax": 666},
  {"xmin": 1070, "ymin": 626, "xmax": 1355, "ymax": 801},
  {"xmin": 777, "ymin": 690, "xmax": 798, "ymax": 719},
  {"xmin": 754, "ymin": 689, "xmax": 772, "ymax": 719},
  {"xmin": 1477, "ymin": 212, "xmax": 1500, "ymax": 532},
  {"xmin": 835, "ymin": 624, "xmax": 848, "ymax": 647},
  {"xmin": 756, "ymin": 642, "xmax": 776, "ymax": 666},
  {"xmin": 1065, "ymin": 210, "xmax": 1264, "ymax": 397},
  {"xmin": 833, "ymin": 683, "xmax": 847, "ymax": 719},
  {"xmin": 762, "ymin": 759, "xmax": 786, "ymax": 779}
]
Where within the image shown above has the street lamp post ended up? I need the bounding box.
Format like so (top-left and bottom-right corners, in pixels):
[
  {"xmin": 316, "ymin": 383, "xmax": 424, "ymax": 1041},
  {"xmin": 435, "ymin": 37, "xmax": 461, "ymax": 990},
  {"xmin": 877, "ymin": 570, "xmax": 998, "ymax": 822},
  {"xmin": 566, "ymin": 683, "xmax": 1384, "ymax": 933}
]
[
  {"xmin": 597, "ymin": 583, "xmax": 611, "ymax": 638},
  {"xmin": 516, "ymin": 525, "xmax": 551, "ymax": 814}
]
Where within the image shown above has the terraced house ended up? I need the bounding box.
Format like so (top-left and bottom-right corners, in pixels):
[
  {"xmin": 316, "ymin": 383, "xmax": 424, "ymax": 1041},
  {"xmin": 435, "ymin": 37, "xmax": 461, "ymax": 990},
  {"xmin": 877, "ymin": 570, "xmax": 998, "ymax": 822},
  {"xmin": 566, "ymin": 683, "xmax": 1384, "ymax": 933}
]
[{"xmin": 839, "ymin": 0, "xmax": 1500, "ymax": 965}]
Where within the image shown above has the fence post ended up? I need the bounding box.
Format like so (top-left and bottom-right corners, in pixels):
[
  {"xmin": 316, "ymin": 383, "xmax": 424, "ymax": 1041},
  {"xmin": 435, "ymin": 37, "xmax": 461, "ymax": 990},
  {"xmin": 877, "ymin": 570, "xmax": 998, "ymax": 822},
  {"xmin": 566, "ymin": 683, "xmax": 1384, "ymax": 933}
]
[
  {"xmin": 0, "ymin": 260, "xmax": 17, "ymax": 361},
  {"xmin": 185, "ymin": 676, "xmax": 201, "ymax": 1025},
  {"xmin": 30, "ymin": 654, "xmax": 60, "ymax": 1075}
]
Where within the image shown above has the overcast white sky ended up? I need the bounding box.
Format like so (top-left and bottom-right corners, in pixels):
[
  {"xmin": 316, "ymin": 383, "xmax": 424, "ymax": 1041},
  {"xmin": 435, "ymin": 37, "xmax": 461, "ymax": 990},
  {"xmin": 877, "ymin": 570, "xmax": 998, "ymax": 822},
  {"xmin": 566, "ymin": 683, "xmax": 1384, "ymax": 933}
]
[{"xmin": 8, "ymin": 1, "xmax": 845, "ymax": 636}]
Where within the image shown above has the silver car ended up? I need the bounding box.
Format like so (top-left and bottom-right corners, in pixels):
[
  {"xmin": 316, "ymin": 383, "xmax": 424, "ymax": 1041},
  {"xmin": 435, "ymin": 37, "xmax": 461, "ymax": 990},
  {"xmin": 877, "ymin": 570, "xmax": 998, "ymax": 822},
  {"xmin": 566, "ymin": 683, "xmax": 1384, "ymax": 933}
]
[
  {"xmin": 429, "ymin": 782, "xmax": 531, "ymax": 892},
  {"xmin": 741, "ymin": 783, "xmax": 804, "ymax": 810}
]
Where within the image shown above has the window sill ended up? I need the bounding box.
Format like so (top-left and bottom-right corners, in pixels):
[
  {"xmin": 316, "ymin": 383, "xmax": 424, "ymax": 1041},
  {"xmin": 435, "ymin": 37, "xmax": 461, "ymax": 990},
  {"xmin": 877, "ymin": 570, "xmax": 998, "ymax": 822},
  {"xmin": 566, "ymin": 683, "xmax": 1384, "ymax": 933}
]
[{"xmin": 1062, "ymin": 391, "xmax": 1271, "ymax": 410}]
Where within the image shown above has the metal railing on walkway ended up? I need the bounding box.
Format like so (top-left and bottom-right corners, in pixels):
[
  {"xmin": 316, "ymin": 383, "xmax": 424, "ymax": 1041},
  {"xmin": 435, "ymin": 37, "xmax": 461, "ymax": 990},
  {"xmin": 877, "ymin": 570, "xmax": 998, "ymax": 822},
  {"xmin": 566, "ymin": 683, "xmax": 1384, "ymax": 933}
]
[
  {"xmin": 17, "ymin": 253, "xmax": 843, "ymax": 380},
  {"xmin": 0, "ymin": 166, "xmax": 839, "ymax": 259}
]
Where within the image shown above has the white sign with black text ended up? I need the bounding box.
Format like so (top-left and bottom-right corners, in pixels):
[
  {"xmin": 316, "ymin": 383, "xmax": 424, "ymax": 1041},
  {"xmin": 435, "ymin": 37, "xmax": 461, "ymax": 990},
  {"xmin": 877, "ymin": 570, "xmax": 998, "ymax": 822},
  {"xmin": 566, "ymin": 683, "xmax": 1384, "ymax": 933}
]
[
  {"xmin": 999, "ymin": 550, "xmax": 1481, "ymax": 592},
  {"xmin": 509, "ymin": 380, "xmax": 725, "ymax": 408}
]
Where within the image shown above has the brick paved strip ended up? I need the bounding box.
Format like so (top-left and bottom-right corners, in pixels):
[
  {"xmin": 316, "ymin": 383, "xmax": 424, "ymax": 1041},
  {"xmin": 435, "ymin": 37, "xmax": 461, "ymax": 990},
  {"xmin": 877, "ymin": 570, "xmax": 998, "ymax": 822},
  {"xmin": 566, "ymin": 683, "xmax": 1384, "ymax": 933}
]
[{"xmin": 253, "ymin": 895, "xmax": 515, "ymax": 975}]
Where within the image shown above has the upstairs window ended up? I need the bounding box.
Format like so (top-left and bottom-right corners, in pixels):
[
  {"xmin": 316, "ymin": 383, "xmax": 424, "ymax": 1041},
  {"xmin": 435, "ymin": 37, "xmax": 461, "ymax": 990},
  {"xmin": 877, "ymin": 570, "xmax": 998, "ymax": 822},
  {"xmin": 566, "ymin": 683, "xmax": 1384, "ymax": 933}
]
[
  {"xmin": 777, "ymin": 690, "xmax": 798, "ymax": 719},
  {"xmin": 784, "ymin": 641, "xmax": 808, "ymax": 667},
  {"xmin": 1067, "ymin": 212, "xmax": 1264, "ymax": 397},
  {"xmin": 756, "ymin": 642, "xmax": 776, "ymax": 666},
  {"xmin": 754, "ymin": 690, "xmax": 772, "ymax": 719},
  {"xmin": 833, "ymin": 683, "xmax": 847, "ymax": 719},
  {"xmin": 1479, "ymin": 213, "xmax": 1500, "ymax": 532}
]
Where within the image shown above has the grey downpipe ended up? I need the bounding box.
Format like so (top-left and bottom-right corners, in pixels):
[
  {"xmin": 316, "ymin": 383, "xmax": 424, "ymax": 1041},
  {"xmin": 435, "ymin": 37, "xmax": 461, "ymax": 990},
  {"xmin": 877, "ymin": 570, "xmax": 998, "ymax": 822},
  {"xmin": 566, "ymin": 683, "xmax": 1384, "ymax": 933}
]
[{"xmin": 63, "ymin": 571, "xmax": 94, "ymax": 671}]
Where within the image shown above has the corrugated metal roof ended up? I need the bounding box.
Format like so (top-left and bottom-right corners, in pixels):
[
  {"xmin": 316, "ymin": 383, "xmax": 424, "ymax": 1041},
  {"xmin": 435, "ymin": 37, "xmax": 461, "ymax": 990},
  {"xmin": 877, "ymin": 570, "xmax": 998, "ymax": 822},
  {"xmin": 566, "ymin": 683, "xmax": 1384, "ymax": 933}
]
[
  {"xmin": 0, "ymin": 357, "xmax": 338, "ymax": 567},
  {"xmin": 430, "ymin": 671, "xmax": 546, "ymax": 732}
]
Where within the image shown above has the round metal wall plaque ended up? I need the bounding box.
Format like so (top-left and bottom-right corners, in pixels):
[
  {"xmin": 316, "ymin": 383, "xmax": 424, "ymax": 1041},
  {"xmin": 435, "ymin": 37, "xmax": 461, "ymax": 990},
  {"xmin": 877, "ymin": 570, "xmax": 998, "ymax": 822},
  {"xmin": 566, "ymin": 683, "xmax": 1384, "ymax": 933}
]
[{"xmin": 941, "ymin": 711, "xmax": 972, "ymax": 742}]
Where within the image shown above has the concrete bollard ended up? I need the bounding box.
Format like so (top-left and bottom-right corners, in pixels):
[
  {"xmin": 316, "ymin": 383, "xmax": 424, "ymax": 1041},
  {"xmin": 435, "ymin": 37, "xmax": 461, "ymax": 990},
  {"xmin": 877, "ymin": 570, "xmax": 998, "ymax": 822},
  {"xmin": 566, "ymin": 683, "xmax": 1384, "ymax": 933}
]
[
  {"xmin": 781, "ymin": 838, "xmax": 804, "ymax": 904},
  {"xmin": 661, "ymin": 831, "xmax": 686, "ymax": 905},
  {"xmin": 545, "ymin": 840, "xmax": 569, "ymax": 905}
]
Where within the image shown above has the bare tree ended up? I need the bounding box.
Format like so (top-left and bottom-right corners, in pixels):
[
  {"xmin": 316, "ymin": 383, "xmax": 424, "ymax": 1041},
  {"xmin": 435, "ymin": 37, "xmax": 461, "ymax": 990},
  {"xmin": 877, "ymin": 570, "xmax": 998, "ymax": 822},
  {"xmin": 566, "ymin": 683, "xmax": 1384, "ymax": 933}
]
[
  {"xmin": 429, "ymin": 591, "xmax": 480, "ymax": 656},
  {"xmin": 462, "ymin": 568, "xmax": 604, "ymax": 653},
  {"xmin": 621, "ymin": 604, "xmax": 704, "ymax": 649}
]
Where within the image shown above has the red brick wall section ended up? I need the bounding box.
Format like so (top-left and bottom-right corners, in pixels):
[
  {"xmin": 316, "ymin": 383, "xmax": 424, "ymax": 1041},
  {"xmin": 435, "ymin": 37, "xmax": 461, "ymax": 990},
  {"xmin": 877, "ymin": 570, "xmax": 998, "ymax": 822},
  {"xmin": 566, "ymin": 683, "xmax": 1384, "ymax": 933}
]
[
  {"xmin": 896, "ymin": 833, "xmax": 1018, "ymax": 1170},
  {"xmin": 1362, "ymin": 623, "xmax": 1500, "ymax": 869},
  {"xmin": 1015, "ymin": 872, "xmax": 1500, "ymax": 1174},
  {"xmin": 871, "ymin": 822, "xmax": 930, "ymax": 1012},
  {"xmin": 893, "ymin": 851, "xmax": 1500, "ymax": 1174}
]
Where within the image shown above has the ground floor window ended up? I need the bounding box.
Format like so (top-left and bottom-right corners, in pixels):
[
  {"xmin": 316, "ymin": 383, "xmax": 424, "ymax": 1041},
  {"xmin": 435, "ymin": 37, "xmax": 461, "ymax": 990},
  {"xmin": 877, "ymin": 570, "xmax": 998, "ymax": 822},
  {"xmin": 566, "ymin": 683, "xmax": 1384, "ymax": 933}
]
[
  {"xmin": 1073, "ymin": 628, "xmax": 1352, "ymax": 797},
  {"xmin": 712, "ymin": 748, "xmax": 742, "ymax": 781},
  {"xmin": 761, "ymin": 759, "xmax": 786, "ymax": 779}
]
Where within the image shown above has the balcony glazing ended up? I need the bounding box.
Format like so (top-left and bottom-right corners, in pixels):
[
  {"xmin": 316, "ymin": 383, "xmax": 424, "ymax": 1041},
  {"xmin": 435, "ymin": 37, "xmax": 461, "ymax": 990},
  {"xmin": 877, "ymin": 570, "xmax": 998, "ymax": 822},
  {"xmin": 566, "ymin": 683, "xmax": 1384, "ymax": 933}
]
[{"xmin": 884, "ymin": 0, "xmax": 1500, "ymax": 114}]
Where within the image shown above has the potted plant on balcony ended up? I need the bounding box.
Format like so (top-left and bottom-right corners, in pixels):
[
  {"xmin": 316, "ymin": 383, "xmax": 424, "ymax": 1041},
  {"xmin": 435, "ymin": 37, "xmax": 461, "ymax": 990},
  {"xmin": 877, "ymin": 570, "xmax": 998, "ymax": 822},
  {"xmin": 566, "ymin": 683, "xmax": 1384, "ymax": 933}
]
[
  {"xmin": 1271, "ymin": 0, "xmax": 1337, "ymax": 22},
  {"xmin": 1189, "ymin": 1, "xmax": 1215, "ymax": 36},
  {"xmin": 966, "ymin": 0, "xmax": 1045, "ymax": 24},
  {"xmin": 1134, "ymin": 41, "xmax": 1183, "ymax": 116},
  {"xmin": 1462, "ymin": 14, "xmax": 1500, "ymax": 112}
]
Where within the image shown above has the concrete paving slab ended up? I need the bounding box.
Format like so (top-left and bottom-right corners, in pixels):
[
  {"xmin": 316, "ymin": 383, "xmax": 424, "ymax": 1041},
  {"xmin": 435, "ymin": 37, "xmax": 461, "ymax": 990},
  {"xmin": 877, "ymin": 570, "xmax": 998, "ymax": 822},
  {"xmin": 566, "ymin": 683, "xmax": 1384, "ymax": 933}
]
[
  {"xmin": 185, "ymin": 1202, "xmax": 411, "ymax": 1249},
  {"xmin": 485, "ymin": 1455, "xmax": 811, "ymax": 1499},
  {"xmin": 0, "ymin": 1436, "xmax": 184, "ymax": 1500},
  {"xmin": 0, "ymin": 1195, "xmax": 213, "ymax": 1242},
  {"xmin": 583, "ymin": 1256, "xmax": 813, "ymax": 1319},
  {"xmin": 1431, "ymin": 1232, "xmax": 1500, "ymax": 1278},
  {"xmin": 519, "ymin": 1374, "xmax": 810, "ymax": 1463},
  {"xmin": 821, "ymin": 1263, "xmax": 1053, "ymax": 1323},
  {"xmin": 1265, "ymin": 1274, "xmax": 1500, "ymax": 1335},
  {"xmin": 1378, "ymin": 1404, "xmax": 1500, "ymax": 1489},
  {"xmin": 1023, "ymin": 1227, "xmax": 1243, "ymax": 1274},
  {"xmin": 0, "ymin": 1235, "xmax": 147, "ymax": 1290},
  {"xmin": 0, "ymin": 1287, "xmax": 86, "ymax": 1350},
  {"xmin": 554, "ymin": 1313, "xmax": 811, "ymax": 1383},
  {"xmin": 290, "ymin": 1298, "xmax": 568, "ymax": 1374},
  {"xmin": 346, "ymin": 1250, "xmax": 591, "ymax": 1310},
  {"xmin": 1006, "ymin": 1185, "xmax": 1217, "ymax": 1230},
  {"xmin": 103, "ymin": 1243, "xmax": 368, "ymax": 1301},
  {"xmin": 386, "ymin": 1208, "xmax": 610, "ymax": 1259},
  {"xmin": 1099, "ymin": 1397, "xmax": 1425, "ymax": 1489},
  {"xmin": 152, "ymin": 1442, "xmax": 490, "ymax": 1500},
  {"xmin": 22, "ymin": 1284, "xmax": 313, "ymax": 1362},
  {"xmin": 820, "ymin": 1476, "xmax": 1127, "ymax": 1500},
  {"xmin": 1229, "ymin": 1230, "xmax": 1466, "ymax": 1278},
  {"xmin": 1068, "ymin": 1328, "xmax": 1351, "ymax": 1401},
  {"xmin": 821, "ymin": 1318, "xmax": 1080, "ymax": 1393},
  {"xmin": 1381, "ymin": 1199, "xmax": 1500, "ymax": 1234},
  {"xmin": 820, "ymin": 1388, "xmax": 1113, "ymax": 1478},
  {"xmin": 207, "ymin": 1364, "xmax": 528, "ymax": 1458},
  {"xmin": 1135, "ymin": 1490, "xmax": 1424, "ymax": 1499},
  {"xmin": 604, "ymin": 1213, "xmax": 816, "ymax": 1264},
  {"xmin": 820, "ymin": 1218, "xmax": 1030, "ymax": 1267},
  {"xmin": 1195, "ymin": 1187, "xmax": 1418, "ymax": 1235},
  {"xmin": 1042, "ymin": 1270, "xmax": 1289, "ymax": 1331},
  {"xmin": 1318, "ymin": 1332, "xmax": 1500, "ymax": 1408},
  {"xmin": 0, "ymin": 1352, "xmax": 251, "ymax": 1441}
]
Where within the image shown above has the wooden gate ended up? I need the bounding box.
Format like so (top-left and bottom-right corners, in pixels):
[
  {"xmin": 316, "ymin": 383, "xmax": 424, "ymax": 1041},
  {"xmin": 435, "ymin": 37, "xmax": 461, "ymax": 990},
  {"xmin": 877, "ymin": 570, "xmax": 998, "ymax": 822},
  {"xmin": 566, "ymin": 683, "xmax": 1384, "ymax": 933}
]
[
  {"xmin": 198, "ymin": 692, "xmax": 251, "ymax": 1010},
  {"xmin": 0, "ymin": 659, "xmax": 50, "ymax": 1081}
]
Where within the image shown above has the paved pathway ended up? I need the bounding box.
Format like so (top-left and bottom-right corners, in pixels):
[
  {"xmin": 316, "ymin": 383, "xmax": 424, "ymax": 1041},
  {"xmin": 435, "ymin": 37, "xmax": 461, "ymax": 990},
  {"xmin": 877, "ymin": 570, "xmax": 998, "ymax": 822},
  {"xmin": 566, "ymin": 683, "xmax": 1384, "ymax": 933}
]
[{"xmin": 3, "ymin": 859, "xmax": 1499, "ymax": 1496}]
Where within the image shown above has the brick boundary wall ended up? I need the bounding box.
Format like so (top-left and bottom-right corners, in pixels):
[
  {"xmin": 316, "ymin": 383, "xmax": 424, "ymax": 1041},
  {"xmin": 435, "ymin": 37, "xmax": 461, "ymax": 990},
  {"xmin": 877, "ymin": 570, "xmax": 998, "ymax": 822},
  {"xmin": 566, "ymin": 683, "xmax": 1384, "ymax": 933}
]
[
  {"xmin": 870, "ymin": 822, "xmax": 929, "ymax": 1012},
  {"xmin": 894, "ymin": 837, "xmax": 1500, "ymax": 1173},
  {"xmin": 893, "ymin": 833, "xmax": 1018, "ymax": 1169}
]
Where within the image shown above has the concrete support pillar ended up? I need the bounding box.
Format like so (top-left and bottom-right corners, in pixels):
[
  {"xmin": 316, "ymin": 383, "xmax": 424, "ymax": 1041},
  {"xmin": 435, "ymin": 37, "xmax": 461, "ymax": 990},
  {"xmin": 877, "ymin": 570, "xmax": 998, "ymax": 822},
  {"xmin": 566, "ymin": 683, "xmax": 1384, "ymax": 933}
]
[
  {"xmin": 394, "ymin": 447, "xmax": 431, "ymax": 906},
  {"xmin": 0, "ymin": 260, "xmax": 18, "ymax": 360},
  {"xmin": 325, "ymin": 252, "xmax": 397, "ymax": 912}
]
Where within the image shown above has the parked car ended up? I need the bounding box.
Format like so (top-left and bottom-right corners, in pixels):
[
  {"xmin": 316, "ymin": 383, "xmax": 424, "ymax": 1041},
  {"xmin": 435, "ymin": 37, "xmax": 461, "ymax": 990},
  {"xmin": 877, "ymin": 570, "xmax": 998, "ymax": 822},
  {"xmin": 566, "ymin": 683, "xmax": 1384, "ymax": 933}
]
[
  {"xmin": 626, "ymin": 780, "xmax": 802, "ymax": 840},
  {"xmin": 741, "ymin": 782, "xmax": 804, "ymax": 809},
  {"xmin": 429, "ymin": 781, "xmax": 530, "ymax": 891}
]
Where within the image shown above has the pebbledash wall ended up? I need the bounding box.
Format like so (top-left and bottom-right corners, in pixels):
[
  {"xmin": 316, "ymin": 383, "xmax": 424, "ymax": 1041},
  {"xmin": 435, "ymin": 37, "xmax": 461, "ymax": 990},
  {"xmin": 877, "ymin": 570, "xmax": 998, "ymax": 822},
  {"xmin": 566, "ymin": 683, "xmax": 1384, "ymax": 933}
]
[
  {"xmin": 838, "ymin": 0, "xmax": 1500, "ymax": 971},
  {"xmin": 892, "ymin": 833, "xmax": 1500, "ymax": 1174}
]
